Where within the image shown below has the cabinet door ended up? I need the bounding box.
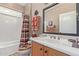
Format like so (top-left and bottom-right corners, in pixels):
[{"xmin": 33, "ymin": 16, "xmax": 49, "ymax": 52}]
[
  {"xmin": 43, "ymin": 46, "xmax": 48, "ymax": 56},
  {"xmin": 43, "ymin": 46, "xmax": 56, "ymax": 56},
  {"xmin": 32, "ymin": 42, "xmax": 44, "ymax": 56},
  {"xmin": 47, "ymin": 48, "xmax": 69, "ymax": 56}
]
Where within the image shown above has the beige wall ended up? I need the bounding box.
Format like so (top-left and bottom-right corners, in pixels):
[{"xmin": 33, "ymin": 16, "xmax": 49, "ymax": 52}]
[
  {"xmin": 45, "ymin": 3, "xmax": 76, "ymax": 33},
  {"xmin": 0, "ymin": 3, "xmax": 24, "ymax": 13},
  {"xmin": 24, "ymin": 4, "xmax": 32, "ymax": 36}
]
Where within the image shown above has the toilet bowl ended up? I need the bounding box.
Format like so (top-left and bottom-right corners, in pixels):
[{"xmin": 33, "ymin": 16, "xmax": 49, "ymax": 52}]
[{"xmin": 11, "ymin": 49, "xmax": 31, "ymax": 56}]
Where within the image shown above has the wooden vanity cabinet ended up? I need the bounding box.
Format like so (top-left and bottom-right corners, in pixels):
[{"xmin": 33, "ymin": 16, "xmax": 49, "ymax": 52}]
[
  {"xmin": 32, "ymin": 42, "xmax": 69, "ymax": 56},
  {"xmin": 32, "ymin": 42, "xmax": 44, "ymax": 56}
]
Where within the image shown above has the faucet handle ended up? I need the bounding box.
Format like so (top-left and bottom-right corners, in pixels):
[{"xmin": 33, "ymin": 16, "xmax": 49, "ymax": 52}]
[
  {"xmin": 53, "ymin": 36, "xmax": 56, "ymax": 39},
  {"xmin": 76, "ymin": 38, "xmax": 79, "ymax": 43}
]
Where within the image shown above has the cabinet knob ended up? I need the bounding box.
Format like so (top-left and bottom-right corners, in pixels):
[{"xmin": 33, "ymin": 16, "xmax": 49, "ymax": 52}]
[
  {"xmin": 40, "ymin": 48, "xmax": 43, "ymax": 50},
  {"xmin": 45, "ymin": 50, "xmax": 48, "ymax": 53}
]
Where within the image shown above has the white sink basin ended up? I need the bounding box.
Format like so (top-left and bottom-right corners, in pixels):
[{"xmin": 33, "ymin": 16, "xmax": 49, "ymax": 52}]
[
  {"xmin": 58, "ymin": 39, "xmax": 72, "ymax": 47},
  {"xmin": 31, "ymin": 36, "xmax": 73, "ymax": 47}
]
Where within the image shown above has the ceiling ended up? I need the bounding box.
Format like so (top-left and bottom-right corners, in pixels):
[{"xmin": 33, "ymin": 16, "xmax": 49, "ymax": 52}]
[
  {"xmin": 17, "ymin": 3, "xmax": 27, "ymax": 6},
  {"xmin": 17, "ymin": 3, "xmax": 50, "ymax": 7}
]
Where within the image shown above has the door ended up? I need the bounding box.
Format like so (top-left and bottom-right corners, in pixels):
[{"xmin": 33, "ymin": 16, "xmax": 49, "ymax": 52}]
[
  {"xmin": 43, "ymin": 46, "xmax": 56, "ymax": 56},
  {"xmin": 47, "ymin": 48, "xmax": 68, "ymax": 56},
  {"xmin": 32, "ymin": 42, "xmax": 44, "ymax": 56},
  {"xmin": 44, "ymin": 46, "xmax": 68, "ymax": 56}
]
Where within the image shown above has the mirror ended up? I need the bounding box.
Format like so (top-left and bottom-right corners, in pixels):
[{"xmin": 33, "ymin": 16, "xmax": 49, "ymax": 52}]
[{"xmin": 43, "ymin": 3, "xmax": 79, "ymax": 36}]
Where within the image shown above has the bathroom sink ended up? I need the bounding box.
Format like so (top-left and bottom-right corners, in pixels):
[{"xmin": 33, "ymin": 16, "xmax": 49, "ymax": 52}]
[
  {"xmin": 31, "ymin": 36, "xmax": 73, "ymax": 47},
  {"xmin": 58, "ymin": 39, "xmax": 72, "ymax": 47}
]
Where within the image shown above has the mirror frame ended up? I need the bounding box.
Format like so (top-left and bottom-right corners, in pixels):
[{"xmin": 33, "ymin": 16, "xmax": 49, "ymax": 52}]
[{"xmin": 43, "ymin": 3, "xmax": 79, "ymax": 36}]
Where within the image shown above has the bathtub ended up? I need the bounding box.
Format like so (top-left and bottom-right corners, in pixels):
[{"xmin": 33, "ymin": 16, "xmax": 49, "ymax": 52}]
[{"xmin": 0, "ymin": 40, "xmax": 20, "ymax": 56}]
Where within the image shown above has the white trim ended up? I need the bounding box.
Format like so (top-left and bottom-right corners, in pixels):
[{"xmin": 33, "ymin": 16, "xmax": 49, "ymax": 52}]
[{"xmin": 0, "ymin": 6, "xmax": 22, "ymax": 17}]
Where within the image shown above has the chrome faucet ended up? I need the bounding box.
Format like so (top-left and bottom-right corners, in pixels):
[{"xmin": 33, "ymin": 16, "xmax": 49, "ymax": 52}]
[
  {"xmin": 57, "ymin": 36, "xmax": 61, "ymax": 40},
  {"xmin": 68, "ymin": 38, "xmax": 79, "ymax": 48},
  {"xmin": 50, "ymin": 35, "xmax": 56, "ymax": 39}
]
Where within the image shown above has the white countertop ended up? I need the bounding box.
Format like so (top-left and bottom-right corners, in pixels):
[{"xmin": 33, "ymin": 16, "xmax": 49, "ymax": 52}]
[{"xmin": 30, "ymin": 37, "xmax": 79, "ymax": 56}]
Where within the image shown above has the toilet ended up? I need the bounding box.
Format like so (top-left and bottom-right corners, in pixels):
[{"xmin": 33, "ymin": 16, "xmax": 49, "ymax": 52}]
[{"xmin": 10, "ymin": 49, "xmax": 31, "ymax": 56}]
